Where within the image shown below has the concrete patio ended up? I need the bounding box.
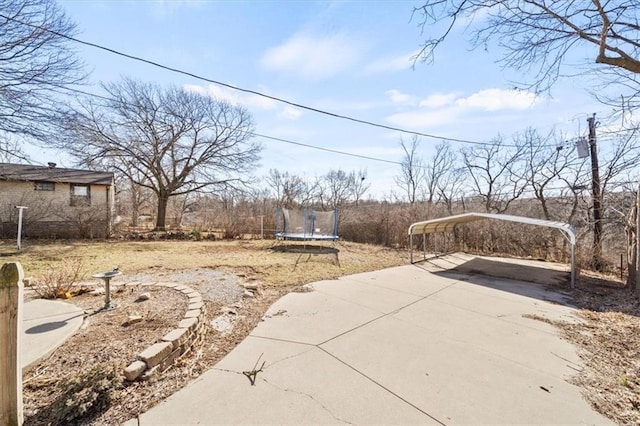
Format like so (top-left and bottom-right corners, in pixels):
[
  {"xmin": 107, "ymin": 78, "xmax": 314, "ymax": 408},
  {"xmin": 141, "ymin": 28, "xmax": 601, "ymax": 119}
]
[{"xmin": 134, "ymin": 255, "xmax": 610, "ymax": 425}]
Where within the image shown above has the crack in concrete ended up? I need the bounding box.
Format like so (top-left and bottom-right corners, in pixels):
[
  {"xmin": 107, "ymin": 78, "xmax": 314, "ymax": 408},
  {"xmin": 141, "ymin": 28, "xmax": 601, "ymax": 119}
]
[{"xmin": 260, "ymin": 376, "xmax": 356, "ymax": 425}]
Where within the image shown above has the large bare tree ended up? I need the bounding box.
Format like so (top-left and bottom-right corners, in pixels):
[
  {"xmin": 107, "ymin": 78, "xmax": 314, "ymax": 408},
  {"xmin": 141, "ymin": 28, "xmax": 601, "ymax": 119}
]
[
  {"xmin": 395, "ymin": 135, "xmax": 426, "ymax": 204},
  {"xmin": 461, "ymin": 136, "xmax": 527, "ymax": 213},
  {"xmin": 414, "ymin": 1, "xmax": 640, "ymax": 94},
  {"xmin": 266, "ymin": 169, "xmax": 311, "ymax": 208},
  {"xmin": 62, "ymin": 78, "xmax": 261, "ymax": 231},
  {"xmin": 0, "ymin": 0, "xmax": 84, "ymax": 143}
]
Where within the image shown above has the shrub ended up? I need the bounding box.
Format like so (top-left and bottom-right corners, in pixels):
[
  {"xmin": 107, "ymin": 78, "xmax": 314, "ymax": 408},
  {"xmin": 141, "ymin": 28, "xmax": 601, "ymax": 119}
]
[
  {"xmin": 32, "ymin": 258, "xmax": 84, "ymax": 299},
  {"xmin": 52, "ymin": 365, "xmax": 122, "ymax": 424}
]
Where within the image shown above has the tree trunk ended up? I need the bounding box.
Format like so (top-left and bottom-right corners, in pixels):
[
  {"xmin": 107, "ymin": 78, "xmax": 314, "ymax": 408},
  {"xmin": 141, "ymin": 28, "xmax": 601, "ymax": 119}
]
[
  {"xmin": 628, "ymin": 190, "xmax": 640, "ymax": 292},
  {"xmin": 155, "ymin": 193, "xmax": 169, "ymax": 231},
  {"xmin": 130, "ymin": 187, "xmax": 139, "ymax": 228}
]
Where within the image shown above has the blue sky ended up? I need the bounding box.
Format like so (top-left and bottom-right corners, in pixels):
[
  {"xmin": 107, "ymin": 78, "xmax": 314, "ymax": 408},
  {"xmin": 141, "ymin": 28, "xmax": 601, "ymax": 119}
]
[{"xmin": 36, "ymin": 0, "xmax": 607, "ymax": 198}]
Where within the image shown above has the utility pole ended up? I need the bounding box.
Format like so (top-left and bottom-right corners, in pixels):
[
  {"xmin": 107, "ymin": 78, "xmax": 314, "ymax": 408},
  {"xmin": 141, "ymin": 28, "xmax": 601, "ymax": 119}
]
[{"xmin": 588, "ymin": 114, "xmax": 604, "ymax": 271}]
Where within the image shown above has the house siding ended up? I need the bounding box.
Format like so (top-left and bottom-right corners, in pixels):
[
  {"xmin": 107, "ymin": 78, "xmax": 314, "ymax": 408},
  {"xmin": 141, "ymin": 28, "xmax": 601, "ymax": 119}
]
[{"xmin": 0, "ymin": 180, "xmax": 114, "ymax": 238}]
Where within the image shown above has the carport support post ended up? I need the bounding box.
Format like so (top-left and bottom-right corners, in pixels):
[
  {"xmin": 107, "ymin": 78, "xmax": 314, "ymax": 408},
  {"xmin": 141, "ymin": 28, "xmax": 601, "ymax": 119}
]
[
  {"xmin": 409, "ymin": 233, "xmax": 414, "ymax": 263},
  {"xmin": 422, "ymin": 233, "xmax": 426, "ymax": 261},
  {"xmin": 0, "ymin": 262, "xmax": 24, "ymax": 426}
]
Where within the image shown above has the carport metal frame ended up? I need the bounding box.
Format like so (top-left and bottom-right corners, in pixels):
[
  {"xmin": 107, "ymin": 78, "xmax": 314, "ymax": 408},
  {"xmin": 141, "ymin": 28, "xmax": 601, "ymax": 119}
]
[{"xmin": 408, "ymin": 212, "xmax": 577, "ymax": 288}]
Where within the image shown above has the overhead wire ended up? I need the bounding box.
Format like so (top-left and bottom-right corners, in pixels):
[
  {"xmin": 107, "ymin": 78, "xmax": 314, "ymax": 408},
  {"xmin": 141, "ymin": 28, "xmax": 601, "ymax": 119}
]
[
  {"xmin": 0, "ymin": 11, "xmax": 558, "ymax": 149},
  {"xmin": 46, "ymin": 84, "xmax": 407, "ymax": 167}
]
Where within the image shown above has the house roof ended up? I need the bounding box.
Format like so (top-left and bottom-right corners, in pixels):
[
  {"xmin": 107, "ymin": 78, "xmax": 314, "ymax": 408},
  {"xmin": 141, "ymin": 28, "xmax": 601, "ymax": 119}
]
[{"xmin": 0, "ymin": 163, "xmax": 114, "ymax": 185}]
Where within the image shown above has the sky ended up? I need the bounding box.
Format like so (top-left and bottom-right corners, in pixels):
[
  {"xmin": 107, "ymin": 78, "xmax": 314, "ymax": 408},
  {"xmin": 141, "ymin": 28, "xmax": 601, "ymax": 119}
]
[{"xmin": 29, "ymin": 0, "xmax": 610, "ymax": 198}]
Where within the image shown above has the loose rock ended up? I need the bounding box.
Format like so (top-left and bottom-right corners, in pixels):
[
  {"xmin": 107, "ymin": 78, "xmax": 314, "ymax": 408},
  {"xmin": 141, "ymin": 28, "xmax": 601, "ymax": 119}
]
[{"xmin": 126, "ymin": 314, "xmax": 143, "ymax": 325}]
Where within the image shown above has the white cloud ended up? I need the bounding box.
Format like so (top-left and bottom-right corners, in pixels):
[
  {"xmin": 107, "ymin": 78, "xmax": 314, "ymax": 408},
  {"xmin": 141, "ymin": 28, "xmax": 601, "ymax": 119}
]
[
  {"xmin": 278, "ymin": 106, "xmax": 303, "ymax": 120},
  {"xmin": 454, "ymin": 88, "xmax": 541, "ymax": 111},
  {"xmin": 386, "ymin": 89, "xmax": 417, "ymax": 106},
  {"xmin": 387, "ymin": 88, "xmax": 544, "ymax": 129},
  {"xmin": 387, "ymin": 107, "xmax": 461, "ymax": 129},
  {"xmin": 148, "ymin": 0, "xmax": 204, "ymax": 18},
  {"xmin": 364, "ymin": 51, "xmax": 416, "ymax": 74},
  {"xmin": 183, "ymin": 83, "xmax": 278, "ymax": 110},
  {"xmin": 184, "ymin": 84, "xmax": 303, "ymax": 121},
  {"xmin": 419, "ymin": 92, "xmax": 459, "ymax": 108},
  {"xmin": 261, "ymin": 32, "xmax": 364, "ymax": 79}
]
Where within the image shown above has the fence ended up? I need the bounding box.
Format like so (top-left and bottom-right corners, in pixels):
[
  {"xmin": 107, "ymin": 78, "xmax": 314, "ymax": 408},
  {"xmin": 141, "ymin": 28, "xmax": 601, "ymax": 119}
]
[{"xmin": 0, "ymin": 262, "xmax": 24, "ymax": 425}]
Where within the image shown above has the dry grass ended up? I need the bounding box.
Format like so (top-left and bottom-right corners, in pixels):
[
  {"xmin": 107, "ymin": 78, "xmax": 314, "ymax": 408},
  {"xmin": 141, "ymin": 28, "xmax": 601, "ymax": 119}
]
[
  {"xmin": 8, "ymin": 240, "xmax": 639, "ymax": 424},
  {"xmin": 0, "ymin": 239, "xmax": 408, "ymax": 288},
  {"xmin": 8, "ymin": 239, "xmax": 407, "ymax": 425},
  {"xmin": 535, "ymin": 273, "xmax": 640, "ymax": 425}
]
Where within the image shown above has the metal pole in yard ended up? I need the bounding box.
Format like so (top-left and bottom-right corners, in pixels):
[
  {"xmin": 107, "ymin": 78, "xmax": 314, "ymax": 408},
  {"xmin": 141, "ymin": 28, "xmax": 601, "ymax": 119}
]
[
  {"xmin": 259, "ymin": 215, "xmax": 264, "ymax": 239},
  {"xmin": 571, "ymin": 243, "xmax": 576, "ymax": 289},
  {"xmin": 15, "ymin": 206, "xmax": 27, "ymax": 251}
]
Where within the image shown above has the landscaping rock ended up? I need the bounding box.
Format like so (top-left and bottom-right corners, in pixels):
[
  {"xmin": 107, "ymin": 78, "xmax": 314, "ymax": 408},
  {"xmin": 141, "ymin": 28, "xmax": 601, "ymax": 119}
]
[
  {"xmin": 124, "ymin": 360, "xmax": 146, "ymax": 381},
  {"xmin": 221, "ymin": 306, "xmax": 237, "ymax": 315},
  {"xmin": 90, "ymin": 287, "xmax": 105, "ymax": 296},
  {"xmin": 210, "ymin": 315, "xmax": 234, "ymax": 333},
  {"xmin": 243, "ymin": 283, "xmax": 260, "ymax": 291},
  {"xmin": 138, "ymin": 342, "xmax": 173, "ymax": 368},
  {"xmin": 126, "ymin": 314, "xmax": 143, "ymax": 325}
]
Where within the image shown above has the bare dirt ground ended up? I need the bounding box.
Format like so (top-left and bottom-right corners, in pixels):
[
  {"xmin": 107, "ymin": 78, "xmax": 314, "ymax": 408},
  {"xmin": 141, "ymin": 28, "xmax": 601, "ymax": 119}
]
[{"xmin": 22, "ymin": 270, "xmax": 300, "ymax": 425}]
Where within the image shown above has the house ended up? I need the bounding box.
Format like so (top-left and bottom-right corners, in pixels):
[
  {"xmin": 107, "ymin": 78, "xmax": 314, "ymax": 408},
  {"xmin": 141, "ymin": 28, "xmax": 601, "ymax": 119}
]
[{"xmin": 0, "ymin": 162, "xmax": 115, "ymax": 238}]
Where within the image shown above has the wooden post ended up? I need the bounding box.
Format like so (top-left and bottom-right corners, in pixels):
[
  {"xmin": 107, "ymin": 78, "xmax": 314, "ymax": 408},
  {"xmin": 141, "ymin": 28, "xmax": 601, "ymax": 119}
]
[{"xmin": 0, "ymin": 262, "xmax": 24, "ymax": 426}]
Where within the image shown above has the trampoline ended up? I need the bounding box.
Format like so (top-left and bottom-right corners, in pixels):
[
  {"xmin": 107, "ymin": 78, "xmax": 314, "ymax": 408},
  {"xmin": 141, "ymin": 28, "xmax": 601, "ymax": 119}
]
[{"xmin": 275, "ymin": 207, "xmax": 339, "ymax": 241}]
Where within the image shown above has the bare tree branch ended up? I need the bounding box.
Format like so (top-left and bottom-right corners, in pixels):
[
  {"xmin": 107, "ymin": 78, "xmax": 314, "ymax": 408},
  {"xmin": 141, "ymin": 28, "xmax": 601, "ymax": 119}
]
[
  {"xmin": 0, "ymin": 0, "xmax": 85, "ymax": 147},
  {"xmin": 59, "ymin": 78, "xmax": 261, "ymax": 231}
]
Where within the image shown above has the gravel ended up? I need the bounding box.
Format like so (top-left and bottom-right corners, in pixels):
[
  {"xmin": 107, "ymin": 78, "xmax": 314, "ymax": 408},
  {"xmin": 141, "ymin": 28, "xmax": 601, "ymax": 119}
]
[{"xmin": 122, "ymin": 268, "xmax": 245, "ymax": 305}]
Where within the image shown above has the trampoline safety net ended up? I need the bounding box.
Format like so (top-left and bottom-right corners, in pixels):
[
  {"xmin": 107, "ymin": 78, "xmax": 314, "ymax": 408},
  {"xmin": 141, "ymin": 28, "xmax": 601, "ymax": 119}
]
[{"xmin": 275, "ymin": 207, "xmax": 339, "ymax": 241}]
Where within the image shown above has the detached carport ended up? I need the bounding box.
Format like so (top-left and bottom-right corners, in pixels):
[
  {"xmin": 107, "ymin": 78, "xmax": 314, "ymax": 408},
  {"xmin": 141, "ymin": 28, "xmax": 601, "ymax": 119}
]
[{"xmin": 408, "ymin": 212, "xmax": 577, "ymax": 288}]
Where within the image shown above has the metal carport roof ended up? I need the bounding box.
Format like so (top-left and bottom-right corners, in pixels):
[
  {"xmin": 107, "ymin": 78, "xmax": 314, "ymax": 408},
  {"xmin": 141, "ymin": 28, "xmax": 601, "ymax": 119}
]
[{"xmin": 408, "ymin": 212, "xmax": 576, "ymax": 288}]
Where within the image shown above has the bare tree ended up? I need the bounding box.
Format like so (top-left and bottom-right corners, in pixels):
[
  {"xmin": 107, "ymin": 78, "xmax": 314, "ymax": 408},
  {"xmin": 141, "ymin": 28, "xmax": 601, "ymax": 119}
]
[
  {"xmin": 265, "ymin": 169, "xmax": 309, "ymax": 208},
  {"xmin": 424, "ymin": 141, "xmax": 457, "ymax": 205},
  {"xmin": 350, "ymin": 169, "xmax": 370, "ymax": 206},
  {"xmin": 461, "ymin": 137, "xmax": 527, "ymax": 213},
  {"xmin": 414, "ymin": 1, "xmax": 640, "ymax": 94},
  {"xmin": 61, "ymin": 78, "xmax": 261, "ymax": 231},
  {"xmin": 395, "ymin": 135, "xmax": 426, "ymax": 204},
  {"xmin": 518, "ymin": 128, "xmax": 587, "ymax": 220},
  {"xmin": 319, "ymin": 169, "xmax": 354, "ymax": 209},
  {"xmin": 431, "ymin": 142, "xmax": 465, "ymax": 214},
  {"xmin": 0, "ymin": 0, "xmax": 84, "ymax": 143},
  {"xmin": 0, "ymin": 134, "xmax": 27, "ymax": 162}
]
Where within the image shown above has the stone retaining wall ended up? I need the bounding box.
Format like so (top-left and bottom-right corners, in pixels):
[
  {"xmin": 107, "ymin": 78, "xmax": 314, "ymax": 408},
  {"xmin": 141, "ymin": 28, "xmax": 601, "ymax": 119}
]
[{"xmin": 123, "ymin": 282, "xmax": 206, "ymax": 381}]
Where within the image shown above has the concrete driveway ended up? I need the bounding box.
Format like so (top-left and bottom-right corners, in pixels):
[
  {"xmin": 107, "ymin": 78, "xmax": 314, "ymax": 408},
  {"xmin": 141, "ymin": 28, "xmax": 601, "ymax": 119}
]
[{"xmin": 136, "ymin": 255, "xmax": 611, "ymax": 425}]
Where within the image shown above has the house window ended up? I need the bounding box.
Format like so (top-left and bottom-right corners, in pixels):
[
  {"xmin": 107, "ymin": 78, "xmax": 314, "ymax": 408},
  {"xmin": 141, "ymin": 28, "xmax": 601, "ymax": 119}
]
[
  {"xmin": 34, "ymin": 181, "xmax": 55, "ymax": 191},
  {"xmin": 70, "ymin": 184, "xmax": 91, "ymax": 206}
]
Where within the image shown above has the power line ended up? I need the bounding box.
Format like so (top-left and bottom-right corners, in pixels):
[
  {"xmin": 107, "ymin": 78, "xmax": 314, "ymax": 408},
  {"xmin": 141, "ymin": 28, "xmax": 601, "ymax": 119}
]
[
  {"xmin": 2, "ymin": 11, "xmax": 528, "ymax": 148},
  {"xmin": 48, "ymin": 85, "xmax": 406, "ymax": 166}
]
